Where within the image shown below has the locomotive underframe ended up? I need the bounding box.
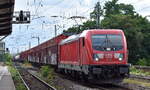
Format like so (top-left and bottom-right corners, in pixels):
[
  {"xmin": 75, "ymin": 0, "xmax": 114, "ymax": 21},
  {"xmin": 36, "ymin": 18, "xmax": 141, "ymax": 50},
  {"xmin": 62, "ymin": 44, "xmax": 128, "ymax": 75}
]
[
  {"xmin": 88, "ymin": 64, "xmax": 129, "ymax": 79},
  {"xmin": 58, "ymin": 64, "xmax": 129, "ymax": 80}
]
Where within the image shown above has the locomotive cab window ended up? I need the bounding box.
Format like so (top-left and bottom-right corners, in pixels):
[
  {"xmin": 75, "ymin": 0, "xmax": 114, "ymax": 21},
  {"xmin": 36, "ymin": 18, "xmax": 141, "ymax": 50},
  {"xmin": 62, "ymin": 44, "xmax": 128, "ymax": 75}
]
[
  {"xmin": 92, "ymin": 34, "xmax": 123, "ymax": 51},
  {"xmin": 82, "ymin": 37, "xmax": 85, "ymax": 47}
]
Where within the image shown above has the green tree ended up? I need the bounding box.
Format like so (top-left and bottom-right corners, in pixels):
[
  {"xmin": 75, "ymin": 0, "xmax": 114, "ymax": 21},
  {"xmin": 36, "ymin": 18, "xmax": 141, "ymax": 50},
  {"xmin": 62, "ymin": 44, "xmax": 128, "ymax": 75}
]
[
  {"xmin": 81, "ymin": 20, "xmax": 96, "ymax": 30},
  {"xmin": 90, "ymin": 2, "xmax": 103, "ymax": 20},
  {"xmin": 101, "ymin": 0, "xmax": 150, "ymax": 64},
  {"xmin": 104, "ymin": 0, "xmax": 120, "ymax": 17},
  {"xmin": 103, "ymin": 0, "xmax": 135, "ymax": 17}
]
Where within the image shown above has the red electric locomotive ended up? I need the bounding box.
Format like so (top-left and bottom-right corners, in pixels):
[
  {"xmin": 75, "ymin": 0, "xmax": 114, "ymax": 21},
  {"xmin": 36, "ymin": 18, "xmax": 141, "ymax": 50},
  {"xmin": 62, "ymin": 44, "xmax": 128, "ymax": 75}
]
[{"xmin": 58, "ymin": 29, "xmax": 129, "ymax": 82}]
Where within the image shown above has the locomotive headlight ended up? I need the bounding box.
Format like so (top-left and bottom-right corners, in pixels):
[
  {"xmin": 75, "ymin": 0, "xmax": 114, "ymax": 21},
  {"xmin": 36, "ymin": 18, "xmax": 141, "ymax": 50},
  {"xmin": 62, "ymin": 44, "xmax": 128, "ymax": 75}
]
[
  {"xmin": 95, "ymin": 57, "xmax": 99, "ymax": 61},
  {"xmin": 114, "ymin": 53, "xmax": 123, "ymax": 61},
  {"xmin": 119, "ymin": 54, "xmax": 124, "ymax": 61},
  {"xmin": 93, "ymin": 54, "xmax": 99, "ymax": 61},
  {"xmin": 114, "ymin": 53, "xmax": 120, "ymax": 58},
  {"xmin": 119, "ymin": 58, "xmax": 123, "ymax": 61},
  {"xmin": 93, "ymin": 54, "xmax": 104, "ymax": 61}
]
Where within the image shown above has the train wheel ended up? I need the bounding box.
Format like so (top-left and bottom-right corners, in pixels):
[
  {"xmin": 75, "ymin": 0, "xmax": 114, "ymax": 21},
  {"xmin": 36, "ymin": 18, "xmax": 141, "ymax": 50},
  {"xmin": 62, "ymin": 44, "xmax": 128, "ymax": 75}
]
[
  {"xmin": 74, "ymin": 71, "xmax": 78, "ymax": 80},
  {"xmin": 64, "ymin": 69, "xmax": 67, "ymax": 75},
  {"xmin": 71, "ymin": 70, "xmax": 75, "ymax": 78},
  {"xmin": 82, "ymin": 73, "xmax": 89, "ymax": 82}
]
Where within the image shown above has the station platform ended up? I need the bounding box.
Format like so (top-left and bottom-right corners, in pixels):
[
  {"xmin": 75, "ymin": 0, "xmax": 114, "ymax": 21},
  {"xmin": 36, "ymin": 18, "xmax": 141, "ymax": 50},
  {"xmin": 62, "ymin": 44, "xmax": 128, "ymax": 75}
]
[{"xmin": 0, "ymin": 65, "xmax": 15, "ymax": 90}]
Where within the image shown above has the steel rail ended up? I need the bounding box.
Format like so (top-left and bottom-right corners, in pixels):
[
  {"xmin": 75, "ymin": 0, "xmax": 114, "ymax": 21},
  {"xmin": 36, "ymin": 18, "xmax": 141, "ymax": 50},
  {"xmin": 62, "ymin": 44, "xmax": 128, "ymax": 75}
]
[
  {"xmin": 134, "ymin": 65, "xmax": 150, "ymax": 69},
  {"xmin": 28, "ymin": 71, "xmax": 56, "ymax": 90},
  {"xmin": 14, "ymin": 65, "xmax": 30, "ymax": 90},
  {"xmin": 130, "ymin": 74, "xmax": 150, "ymax": 81},
  {"xmin": 14, "ymin": 63, "xmax": 56, "ymax": 90}
]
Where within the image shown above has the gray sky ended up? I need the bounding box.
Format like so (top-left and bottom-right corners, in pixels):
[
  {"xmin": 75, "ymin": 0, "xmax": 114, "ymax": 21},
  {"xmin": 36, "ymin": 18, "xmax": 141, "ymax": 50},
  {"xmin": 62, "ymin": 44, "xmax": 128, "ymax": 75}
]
[{"xmin": 3, "ymin": 0, "xmax": 150, "ymax": 54}]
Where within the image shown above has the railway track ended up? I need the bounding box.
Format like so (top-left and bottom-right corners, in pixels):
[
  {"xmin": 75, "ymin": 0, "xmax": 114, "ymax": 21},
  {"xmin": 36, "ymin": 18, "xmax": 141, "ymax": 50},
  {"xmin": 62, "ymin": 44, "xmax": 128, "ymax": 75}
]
[
  {"xmin": 14, "ymin": 63, "xmax": 56, "ymax": 90},
  {"xmin": 88, "ymin": 83, "xmax": 131, "ymax": 90},
  {"xmin": 14, "ymin": 62, "xmax": 131, "ymax": 90},
  {"xmin": 57, "ymin": 73, "xmax": 131, "ymax": 90},
  {"xmin": 134, "ymin": 65, "xmax": 150, "ymax": 69},
  {"xmin": 134, "ymin": 65, "xmax": 150, "ymax": 72},
  {"xmin": 130, "ymin": 74, "xmax": 150, "ymax": 81}
]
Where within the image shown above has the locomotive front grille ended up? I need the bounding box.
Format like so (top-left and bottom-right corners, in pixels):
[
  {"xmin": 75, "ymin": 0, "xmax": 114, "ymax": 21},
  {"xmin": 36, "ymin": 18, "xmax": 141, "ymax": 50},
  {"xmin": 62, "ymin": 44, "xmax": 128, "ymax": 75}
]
[
  {"xmin": 104, "ymin": 53, "xmax": 113, "ymax": 61},
  {"xmin": 105, "ymin": 53, "xmax": 113, "ymax": 58}
]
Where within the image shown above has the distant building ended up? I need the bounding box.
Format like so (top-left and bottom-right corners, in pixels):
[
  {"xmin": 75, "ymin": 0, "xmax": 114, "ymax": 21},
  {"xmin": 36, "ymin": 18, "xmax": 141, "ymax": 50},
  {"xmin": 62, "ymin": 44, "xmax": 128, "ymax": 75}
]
[{"xmin": 0, "ymin": 42, "xmax": 5, "ymax": 61}]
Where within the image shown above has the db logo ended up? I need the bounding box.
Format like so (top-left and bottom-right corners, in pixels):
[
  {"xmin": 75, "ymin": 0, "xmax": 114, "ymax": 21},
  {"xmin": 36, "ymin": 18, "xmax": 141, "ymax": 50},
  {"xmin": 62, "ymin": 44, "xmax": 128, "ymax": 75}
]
[{"xmin": 105, "ymin": 53, "xmax": 112, "ymax": 58}]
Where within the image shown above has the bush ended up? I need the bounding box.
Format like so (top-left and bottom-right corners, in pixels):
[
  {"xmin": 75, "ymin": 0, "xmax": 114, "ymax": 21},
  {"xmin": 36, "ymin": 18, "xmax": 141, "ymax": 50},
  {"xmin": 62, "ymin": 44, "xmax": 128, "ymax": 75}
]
[
  {"xmin": 16, "ymin": 83, "xmax": 27, "ymax": 90},
  {"xmin": 137, "ymin": 58, "xmax": 150, "ymax": 66},
  {"xmin": 130, "ymin": 66, "xmax": 141, "ymax": 74},
  {"xmin": 4, "ymin": 53, "xmax": 12, "ymax": 62},
  {"xmin": 41, "ymin": 66, "xmax": 50, "ymax": 77},
  {"xmin": 8, "ymin": 66, "xmax": 27, "ymax": 90},
  {"xmin": 130, "ymin": 66, "xmax": 150, "ymax": 76},
  {"xmin": 5, "ymin": 61, "xmax": 13, "ymax": 66},
  {"xmin": 9, "ymin": 67, "xmax": 18, "ymax": 79},
  {"xmin": 4, "ymin": 53, "xmax": 13, "ymax": 66},
  {"xmin": 40, "ymin": 66, "xmax": 54, "ymax": 80},
  {"xmin": 130, "ymin": 66, "xmax": 145, "ymax": 75}
]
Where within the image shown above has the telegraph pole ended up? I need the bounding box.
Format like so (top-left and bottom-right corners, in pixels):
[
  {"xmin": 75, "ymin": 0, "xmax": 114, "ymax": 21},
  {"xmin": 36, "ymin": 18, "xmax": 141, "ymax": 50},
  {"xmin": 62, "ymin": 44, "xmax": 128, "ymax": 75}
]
[
  {"xmin": 37, "ymin": 37, "xmax": 40, "ymax": 45},
  {"xmin": 54, "ymin": 25, "xmax": 57, "ymax": 37},
  {"xmin": 29, "ymin": 42, "xmax": 31, "ymax": 49},
  {"xmin": 51, "ymin": 16, "xmax": 59, "ymax": 37},
  {"xmin": 32, "ymin": 36, "xmax": 40, "ymax": 45}
]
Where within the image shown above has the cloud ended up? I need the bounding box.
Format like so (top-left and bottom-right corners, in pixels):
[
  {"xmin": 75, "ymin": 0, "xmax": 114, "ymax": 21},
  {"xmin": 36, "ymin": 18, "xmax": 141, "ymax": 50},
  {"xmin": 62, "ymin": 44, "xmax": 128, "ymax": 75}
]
[{"xmin": 84, "ymin": 0, "xmax": 91, "ymax": 6}]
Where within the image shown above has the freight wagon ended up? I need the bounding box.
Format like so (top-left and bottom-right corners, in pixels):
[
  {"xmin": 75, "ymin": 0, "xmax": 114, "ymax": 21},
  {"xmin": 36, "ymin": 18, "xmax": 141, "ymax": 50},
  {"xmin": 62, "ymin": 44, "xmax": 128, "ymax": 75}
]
[{"xmin": 19, "ymin": 34, "xmax": 68, "ymax": 65}]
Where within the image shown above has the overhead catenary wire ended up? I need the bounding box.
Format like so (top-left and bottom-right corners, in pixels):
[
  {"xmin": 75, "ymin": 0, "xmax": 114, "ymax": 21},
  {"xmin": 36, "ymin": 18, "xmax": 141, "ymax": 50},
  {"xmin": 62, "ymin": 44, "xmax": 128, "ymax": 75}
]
[
  {"xmin": 37, "ymin": 0, "xmax": 66, "ymax": 15},
  {"xmin": 34, "ymin": 0, "xmax": 44, "ymax": 18},
  {"xmin": 78, "ymin": 0, "xmax": 107, "ymax": 18},
  {"xmin": 118, "ymin": 0, "xmax": 150, "ymax": 12},
  {"xmin": 10, "ymin": 0, "xmax": 150, "ymax": 54},
  {"xmin": 137, "ymin": 5, "xmax": 150, "ymax": 11}
]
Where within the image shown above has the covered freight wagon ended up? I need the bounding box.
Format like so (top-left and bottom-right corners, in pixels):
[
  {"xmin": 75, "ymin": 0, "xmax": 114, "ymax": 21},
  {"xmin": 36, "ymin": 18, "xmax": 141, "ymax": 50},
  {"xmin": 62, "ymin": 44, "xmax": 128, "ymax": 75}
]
[{"xmin": 19, "ymin": 34, "xmax": 68, "ymax": 65}]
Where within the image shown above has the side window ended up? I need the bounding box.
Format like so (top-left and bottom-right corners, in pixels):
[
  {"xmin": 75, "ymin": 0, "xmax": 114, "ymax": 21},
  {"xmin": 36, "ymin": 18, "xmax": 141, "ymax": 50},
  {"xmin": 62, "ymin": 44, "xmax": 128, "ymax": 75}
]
[{"xmin": 82, "ymin": 38, "xmax": 85, "ymax": 47}]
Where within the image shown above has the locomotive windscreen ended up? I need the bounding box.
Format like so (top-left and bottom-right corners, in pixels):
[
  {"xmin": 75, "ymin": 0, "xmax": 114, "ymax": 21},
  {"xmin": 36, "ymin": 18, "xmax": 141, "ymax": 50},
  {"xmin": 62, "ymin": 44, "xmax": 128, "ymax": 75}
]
[{"xmin": 92, "ymin": 34, "xmax": 123, "ymax": 51}]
